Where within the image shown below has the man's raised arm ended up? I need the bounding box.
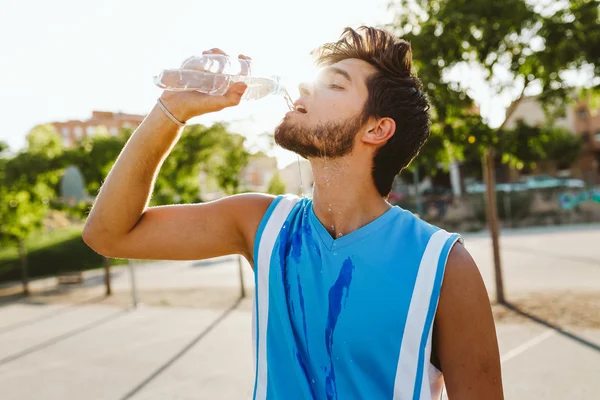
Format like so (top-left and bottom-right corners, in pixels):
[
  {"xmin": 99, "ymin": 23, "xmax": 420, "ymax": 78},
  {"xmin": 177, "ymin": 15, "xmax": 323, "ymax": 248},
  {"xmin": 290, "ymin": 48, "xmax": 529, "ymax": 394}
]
[{"xmin": 83, "ymin": 52, "xmax": 273, "ymax": 263}]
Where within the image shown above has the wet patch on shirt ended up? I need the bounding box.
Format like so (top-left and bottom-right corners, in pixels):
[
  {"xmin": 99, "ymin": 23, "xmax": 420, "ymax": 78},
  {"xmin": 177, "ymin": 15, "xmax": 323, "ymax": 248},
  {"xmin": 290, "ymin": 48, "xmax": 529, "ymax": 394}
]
[
  {"xmin": 297, "ymin": 274, "xmax": 310, "ymax": 357},
  {"xmin": 324, "ymin": 257, "xmax": 355, "ymax": 400},
  {"xmin": 296, "ymin": 348, "xmax": 317, "ymax": 399},
  {"xmin": 279, "ymin": 224, "xmax": 294, "ymax": 316},
  {"xmin": 289, "ymin": 221, "xmax": 314, "ymax": 262}
]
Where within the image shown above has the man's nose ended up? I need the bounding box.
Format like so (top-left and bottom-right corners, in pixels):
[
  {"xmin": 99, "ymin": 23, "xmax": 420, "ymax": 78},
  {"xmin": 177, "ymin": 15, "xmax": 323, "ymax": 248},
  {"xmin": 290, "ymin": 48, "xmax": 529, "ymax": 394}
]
[{"xmin": 298, "ymin": 81, "xmax": 312, "ymax": 97}]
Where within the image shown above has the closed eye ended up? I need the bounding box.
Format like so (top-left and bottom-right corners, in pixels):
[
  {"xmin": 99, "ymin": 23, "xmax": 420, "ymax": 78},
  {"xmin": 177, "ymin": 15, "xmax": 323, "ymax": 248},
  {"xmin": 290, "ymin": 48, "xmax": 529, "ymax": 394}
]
[{"xmin": 329, "ymin": 84, "xmax": 344, "ymax": 90}]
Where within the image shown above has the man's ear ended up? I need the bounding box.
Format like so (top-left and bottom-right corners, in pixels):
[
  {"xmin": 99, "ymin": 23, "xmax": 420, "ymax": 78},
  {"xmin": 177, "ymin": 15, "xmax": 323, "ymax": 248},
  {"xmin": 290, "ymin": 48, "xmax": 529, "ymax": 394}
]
[{"xmin": 361, "ymin": 117, "xmax": 396, "ymax": 145}]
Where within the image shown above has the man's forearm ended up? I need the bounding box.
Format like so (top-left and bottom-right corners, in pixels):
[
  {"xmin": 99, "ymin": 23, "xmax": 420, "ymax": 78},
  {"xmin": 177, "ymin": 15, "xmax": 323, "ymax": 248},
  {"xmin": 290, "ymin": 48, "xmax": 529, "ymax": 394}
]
[{"xmin": 84, "ymin": 104, "xmax": 183, "ymax": 240}]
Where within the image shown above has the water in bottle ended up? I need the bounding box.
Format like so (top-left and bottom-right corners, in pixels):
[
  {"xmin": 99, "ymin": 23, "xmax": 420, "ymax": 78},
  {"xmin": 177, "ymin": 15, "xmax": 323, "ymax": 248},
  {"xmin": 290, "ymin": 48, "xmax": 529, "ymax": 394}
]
[{"xmin": 154, "ymin": 54, "xmax": 294, "ymax": 110}]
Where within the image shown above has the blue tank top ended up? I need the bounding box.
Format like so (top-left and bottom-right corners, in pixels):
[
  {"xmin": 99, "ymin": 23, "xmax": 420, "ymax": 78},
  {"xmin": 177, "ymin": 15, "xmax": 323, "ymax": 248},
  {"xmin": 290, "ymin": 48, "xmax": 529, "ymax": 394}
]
[{"xmin": 252, "ymin": 195, "xmax": 462, "ymax": 400}]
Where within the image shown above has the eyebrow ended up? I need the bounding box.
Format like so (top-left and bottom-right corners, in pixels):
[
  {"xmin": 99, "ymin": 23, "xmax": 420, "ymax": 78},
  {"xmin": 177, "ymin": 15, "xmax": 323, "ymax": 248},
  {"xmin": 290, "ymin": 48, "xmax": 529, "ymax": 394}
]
[{"xmin": 325, "ymin": 66, "xmax": 353, "ymax": 83}]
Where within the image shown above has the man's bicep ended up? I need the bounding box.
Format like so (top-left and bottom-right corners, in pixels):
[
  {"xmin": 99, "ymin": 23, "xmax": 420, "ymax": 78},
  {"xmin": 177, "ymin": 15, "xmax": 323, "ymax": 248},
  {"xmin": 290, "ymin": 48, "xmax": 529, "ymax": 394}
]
[
  {"xmin": 93, "ymin": 193, "xmax": 274, "ymax": 262},
  {"xmin": 434, "ymin": 243, "xmax": 504, "ymax": 399}
]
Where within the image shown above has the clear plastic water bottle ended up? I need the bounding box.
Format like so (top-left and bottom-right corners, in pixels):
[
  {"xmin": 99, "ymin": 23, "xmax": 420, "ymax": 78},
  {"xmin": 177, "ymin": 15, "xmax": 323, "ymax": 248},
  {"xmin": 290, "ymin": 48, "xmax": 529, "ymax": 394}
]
[{"xmin": 154, "ymin": 54, "xmax": 290, "ymax": 105}]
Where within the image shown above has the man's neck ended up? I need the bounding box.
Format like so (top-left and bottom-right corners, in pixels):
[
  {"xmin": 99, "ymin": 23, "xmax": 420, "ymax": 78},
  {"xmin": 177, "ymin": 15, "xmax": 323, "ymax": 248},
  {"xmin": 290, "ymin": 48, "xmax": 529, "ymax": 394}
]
[{"xmin": 309, "ymin": 156, "xmax": 391, "ymax": 239}]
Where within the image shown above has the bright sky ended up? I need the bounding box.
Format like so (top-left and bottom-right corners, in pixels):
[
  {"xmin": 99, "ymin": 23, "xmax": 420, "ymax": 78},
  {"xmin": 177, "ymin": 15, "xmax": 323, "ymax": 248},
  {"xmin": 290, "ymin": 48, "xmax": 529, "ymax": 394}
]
[{"xmin": 1, "ymin": 0, "xmax": 517, "ymax": 168}]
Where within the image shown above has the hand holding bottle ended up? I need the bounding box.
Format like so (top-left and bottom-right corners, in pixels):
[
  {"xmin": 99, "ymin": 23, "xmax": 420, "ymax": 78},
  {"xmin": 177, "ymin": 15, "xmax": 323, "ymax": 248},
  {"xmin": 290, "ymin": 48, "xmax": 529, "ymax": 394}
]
[{"xmin": 158, "ymin": 49, "xmax": 250, "ymax": 122}]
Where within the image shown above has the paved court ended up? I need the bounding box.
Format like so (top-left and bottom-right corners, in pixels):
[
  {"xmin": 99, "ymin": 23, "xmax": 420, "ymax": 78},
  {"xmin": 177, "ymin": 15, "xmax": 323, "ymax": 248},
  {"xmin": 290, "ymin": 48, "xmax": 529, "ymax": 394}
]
[
  {"xmin": 0, "ymin": 224, "xmax": 598, "ymax": 399},
  {"xmin": 1, "ymin": 301, "xmax": 598, "ymax": 399}
]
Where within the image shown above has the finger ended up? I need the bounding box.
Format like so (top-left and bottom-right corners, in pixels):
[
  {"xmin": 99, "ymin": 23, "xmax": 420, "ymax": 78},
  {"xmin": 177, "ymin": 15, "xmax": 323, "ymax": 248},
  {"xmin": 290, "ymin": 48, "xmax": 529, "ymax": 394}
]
[
  {"xmin": 199, "ymin": 48, "xmax": 228, "ymax": 74},
  {"xmin": 203, "ymin": 48, "xmax": 228, "ymax": 56},
  {"xmin": 237, "ymin": 54, "xmax": 252, "ymax": 76}
]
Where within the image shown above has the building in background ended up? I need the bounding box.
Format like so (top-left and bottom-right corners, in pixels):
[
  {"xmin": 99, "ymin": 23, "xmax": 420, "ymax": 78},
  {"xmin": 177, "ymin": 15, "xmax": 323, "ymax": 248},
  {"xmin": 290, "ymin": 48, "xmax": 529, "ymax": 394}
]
[
  {"xmin": 51, "ymin": 111, "xmax": 145, "ymax": 147},
  {"xmin": 240, "ymin": 152, "xmax": 278, "ymax": 193},
  {"xmin": 279, "ymin": 158, "xmax": 314, "ymax": 197},
  {"xmin": 572, "ymin": 98, "xmax": 600, "ymax": 184},
  {"xmin": 199, "ymin": 154, "xmax": 315, "ymax": 201},
  {"xmin": 504, "ymin": 96, "xmax": 576, "ymax": 132},
  {"xmin": 504, "ymin": 95, "xmax": 600, "ymax": 184},
  {"xmin": 198, "ymin": 152, "xmax": 281, "ymax": 201}
]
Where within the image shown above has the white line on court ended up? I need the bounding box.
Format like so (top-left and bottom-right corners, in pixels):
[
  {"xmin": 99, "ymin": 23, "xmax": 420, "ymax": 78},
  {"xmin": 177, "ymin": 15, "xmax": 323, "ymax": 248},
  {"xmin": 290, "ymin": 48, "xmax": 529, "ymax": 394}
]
[{"xmin": 500, "ymin": 329, "xmax": 555, "ymax": 364}]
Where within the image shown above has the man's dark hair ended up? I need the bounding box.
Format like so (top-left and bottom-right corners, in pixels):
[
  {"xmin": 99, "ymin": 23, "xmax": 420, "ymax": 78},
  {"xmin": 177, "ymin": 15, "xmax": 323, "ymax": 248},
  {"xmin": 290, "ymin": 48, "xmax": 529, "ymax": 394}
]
[{"xmin": 315, "ymin": 26, "xmax": 430, "ymax": 197}]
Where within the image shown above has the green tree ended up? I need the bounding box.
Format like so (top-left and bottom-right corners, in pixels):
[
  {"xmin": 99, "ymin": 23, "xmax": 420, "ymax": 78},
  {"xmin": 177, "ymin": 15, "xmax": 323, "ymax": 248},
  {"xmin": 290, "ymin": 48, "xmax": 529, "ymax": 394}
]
[
  {"xmin": 152, "ymin": 124, "xmax": 221, "ymax": 205},
  {"xmin": 500, "ymin": 122, "xmax": 582, "ymax": 171},
  {"xmin": 0, "ymin": 128, "xmax": 64, "ymax": 295},
  {"xmin": 543, "ymin": 127, "xmax": 582, "ymax": 170},
  {"xmin": 64, "ymin": 129, "xmax": 129, "ymax": 196},
  {"xmin": 213, "ymin": 132, "xmax": 250, "ymax": 196},
  {"xmin": 61, "ymin": 128, "xmax": 131, "ymax": 295},
  {"xmin": 391, "ymin": 0, "xmax": 599, "ymax": 303},
  {"xmin": 267, "ymin": 172, "xmax": 287, "ymax": 195},
  {"xmin": 67, "ymin": 123, "xmax": 249, "ymax": 205},
  {"xmin": 26, "ymin": 124, "xmax": 64, "ymax": 158}
]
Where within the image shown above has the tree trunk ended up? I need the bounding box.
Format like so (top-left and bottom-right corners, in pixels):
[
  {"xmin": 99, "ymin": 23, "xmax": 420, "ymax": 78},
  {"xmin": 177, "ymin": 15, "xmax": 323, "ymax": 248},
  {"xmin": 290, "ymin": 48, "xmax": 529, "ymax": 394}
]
[
  {"xmin": 238, "ymin": 255, "xmax": 246, "ymax": 298},
  {"xmin": 103, "ymin": 256, "xmax": 112, "ymax": 296},
  {"xmin": 17, "ymin": 239, "xmax": 29, "ymax": 296},
  {"xmin": 481, "ymin": 86, "xmax": 526, "ymax": 305},
  {"xmin": 483, "ymin": 148, "xmax": 505, "ymax": 304}
]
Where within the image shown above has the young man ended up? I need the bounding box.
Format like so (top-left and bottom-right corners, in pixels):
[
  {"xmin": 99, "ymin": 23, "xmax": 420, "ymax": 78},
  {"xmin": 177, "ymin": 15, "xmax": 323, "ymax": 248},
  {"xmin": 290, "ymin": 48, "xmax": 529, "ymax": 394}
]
[{"xmin": 84, "ymin": 27, "xmax": 503, "ymax": 399}]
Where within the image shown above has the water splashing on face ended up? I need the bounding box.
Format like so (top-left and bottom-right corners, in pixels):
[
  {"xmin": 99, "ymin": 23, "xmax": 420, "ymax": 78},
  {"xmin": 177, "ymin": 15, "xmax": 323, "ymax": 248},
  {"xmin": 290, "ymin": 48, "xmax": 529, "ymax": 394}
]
[
  {"xmin": 296, "ymin": 154, "xmax": 304, "ymax": 197},
  {"xmin": 283, "ymin": 89, "xmax": 295, "ymax": 112}
]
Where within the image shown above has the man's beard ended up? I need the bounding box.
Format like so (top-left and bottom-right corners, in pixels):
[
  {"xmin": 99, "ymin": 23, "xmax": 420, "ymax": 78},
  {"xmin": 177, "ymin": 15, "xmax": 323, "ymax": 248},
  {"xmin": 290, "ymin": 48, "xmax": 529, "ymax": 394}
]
[{"xmin": 274, "ymin": 114, "xmax": 363, "ymax": 159}]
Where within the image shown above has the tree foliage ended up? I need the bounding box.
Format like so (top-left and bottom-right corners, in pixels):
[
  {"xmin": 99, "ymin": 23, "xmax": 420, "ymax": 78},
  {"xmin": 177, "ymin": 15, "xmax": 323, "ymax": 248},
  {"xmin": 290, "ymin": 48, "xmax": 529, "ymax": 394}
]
[
  {"xmin": 0, "ymin": 120, "xmax": 251, "ymax": 293},
  {"xmin": 500, "ymin": 122, "xmax": 582, "ymax": 171},
  {"xmin": 543, "ymin": 127, "xmax": 583, "ymax": 170},
  {"xmin": 0, "ymin": 128, "xmax": 66, "ymax": 293},
  {"xmin": 26, "ymin": 124, "xmax": 64, "ymax": 158},
  {"xmin": 60, "ymin": 123, "xmax": 250, "ymax": 205},
  {"xmin": 0, "ymin": 126, "xmax": 64, "ymax": 245},
  {"xmin": 390, "ymin": 0, "xmax": 599, "ymax": 168},
  {"xmin": 212, "ymin": 132, "xmax": 250, "ymax": 196},
  {"xmin": 154, "ymin": 124, "xmax": 221, "ymax": 204},
  {"xmin": 0, "ymin": 122, "xmax": 249, "ymax": 244},
  {"xmin": 63, "ymin": 129, "xmax": 131, "ymax": 197}
]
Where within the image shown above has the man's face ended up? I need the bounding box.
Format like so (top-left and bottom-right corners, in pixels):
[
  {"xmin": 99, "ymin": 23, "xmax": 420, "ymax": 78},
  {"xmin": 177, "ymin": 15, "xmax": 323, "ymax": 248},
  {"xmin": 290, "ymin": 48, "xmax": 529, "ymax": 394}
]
[{"xmin": 274, "ymin": 59, "xmax": 376, "ymax": 159}]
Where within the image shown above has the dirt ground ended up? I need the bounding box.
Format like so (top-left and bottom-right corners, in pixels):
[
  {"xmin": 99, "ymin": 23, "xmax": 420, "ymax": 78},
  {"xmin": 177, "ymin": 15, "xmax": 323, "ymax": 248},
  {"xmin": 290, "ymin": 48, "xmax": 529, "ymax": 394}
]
[
  {"xmin": 3, "ymin": 283, "xmax": 598, "ymax": 328},
  {"xmin": 492, "ymin": 290, "xmax": 600, "ymax": 328}
]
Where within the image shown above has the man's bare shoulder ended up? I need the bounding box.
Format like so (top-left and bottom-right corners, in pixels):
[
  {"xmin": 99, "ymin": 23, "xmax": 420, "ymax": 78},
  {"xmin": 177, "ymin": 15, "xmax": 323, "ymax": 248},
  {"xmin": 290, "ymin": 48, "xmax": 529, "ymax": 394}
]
[
  {"xmin": 440, "ymin": 241, "xmax": 491, "ymax": 320},
  {"xmin": 224, "ymin": 193, "xmax": 277, "ymax": 263},
  {"xmin": 446, "ymin": 242, "xmax": 479, "ymax": 279},
  {"xmin": 222, "ymin": 192, "xmax": 276, "ymax": 211},
  {"xmin": 434, "ymin": 241, "xmax": 504, "ymax": 398},
  {"xmin": 219, "ymin": 192, "xmax": 277, "ymax": 230}
]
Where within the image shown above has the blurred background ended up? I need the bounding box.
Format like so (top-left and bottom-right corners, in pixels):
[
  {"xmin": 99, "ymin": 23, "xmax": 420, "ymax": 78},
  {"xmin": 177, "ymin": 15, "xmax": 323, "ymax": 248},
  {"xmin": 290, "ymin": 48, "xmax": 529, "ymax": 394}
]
[{"xmin": 0, "ymin": 0, "xmax": 599, "ymax": 399}]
